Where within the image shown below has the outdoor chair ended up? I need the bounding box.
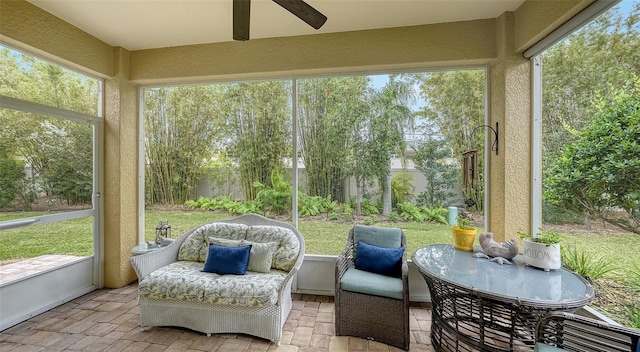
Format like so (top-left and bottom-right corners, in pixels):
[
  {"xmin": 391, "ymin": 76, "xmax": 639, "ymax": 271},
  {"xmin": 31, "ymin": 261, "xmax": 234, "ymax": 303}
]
[
  {"xmin": 536, "ymin": 311, "xmax": 640, "ymax": 352},
  {"xmin": 335, "ymin": 224, "xmax": 410, "ymax": 351}
]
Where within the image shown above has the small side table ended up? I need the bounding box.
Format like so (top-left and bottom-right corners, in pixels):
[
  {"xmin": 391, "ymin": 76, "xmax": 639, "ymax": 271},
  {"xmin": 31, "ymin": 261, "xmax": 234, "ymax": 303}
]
[{"xmin": 131, "ymin": 243, "xmax": 166, "ymax": 255}]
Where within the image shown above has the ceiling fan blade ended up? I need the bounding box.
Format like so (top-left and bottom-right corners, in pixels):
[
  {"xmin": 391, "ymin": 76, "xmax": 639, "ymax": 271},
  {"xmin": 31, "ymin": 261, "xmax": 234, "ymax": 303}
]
[
  {"xmin": 272, "ymin": 0, "xmax": 327, "ymax": 30},
  {"xmin": 233, "ymin": 0, "xmax": 251, "ymax": 41}
]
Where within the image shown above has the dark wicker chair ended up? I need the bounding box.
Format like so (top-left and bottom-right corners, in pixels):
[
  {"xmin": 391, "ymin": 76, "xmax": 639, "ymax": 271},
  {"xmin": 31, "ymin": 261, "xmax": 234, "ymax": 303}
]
[
  {"xmin": 536, "ymin": 311, "xmax": 640, "ymax": 352},
  {"xmin": 335, "ymin": 225, "xmax": 410, "ymax": 351}
]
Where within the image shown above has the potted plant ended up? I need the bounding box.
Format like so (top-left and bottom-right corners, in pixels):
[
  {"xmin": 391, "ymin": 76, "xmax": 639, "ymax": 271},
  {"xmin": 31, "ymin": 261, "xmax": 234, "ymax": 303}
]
[
  {"xmin": 518, "ymin": 228, "xmax": 562, "ymax": 271},
  {"xmin": 452, "ymin": 215, "xmax": 477, "ymax": 251}
]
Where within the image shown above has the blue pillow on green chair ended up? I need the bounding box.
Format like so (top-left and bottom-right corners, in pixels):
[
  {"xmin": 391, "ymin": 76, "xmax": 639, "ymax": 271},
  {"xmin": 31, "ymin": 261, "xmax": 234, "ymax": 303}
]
[
  {"xmin": 202, "ymin": 244, "xmax": 251, "ymax": 275},
  {"xmin": 355, "ymin": 240, "xmax": 404, "ymax": 277}
]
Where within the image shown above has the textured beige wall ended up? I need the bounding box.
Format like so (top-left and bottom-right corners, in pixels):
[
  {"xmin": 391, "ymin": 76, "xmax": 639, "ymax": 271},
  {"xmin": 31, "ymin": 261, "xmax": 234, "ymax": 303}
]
[
  {"xmin": 514, "ymin": 0, "xmax": 595, "ymax": 52},
  {"xmin": 104, "ymin": 48, "xmax": 139, "ymax": 288},
  {"xmin": 489, "ymin": 12, "xmax": 532, "ymax": 243},
  {"xmin": 130, "ymin": 19, "xmax": 496, "ymax": 85},
  {"xmin": 0, "ymin": 0, "xmax": 113, "ymax": 77}
]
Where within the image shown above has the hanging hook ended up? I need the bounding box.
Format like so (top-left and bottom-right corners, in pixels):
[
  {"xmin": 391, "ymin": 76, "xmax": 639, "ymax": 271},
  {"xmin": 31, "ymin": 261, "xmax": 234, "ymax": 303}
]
[{"xmin": 470, "ymin": 122, "xmax": 499, "ymax": 155}]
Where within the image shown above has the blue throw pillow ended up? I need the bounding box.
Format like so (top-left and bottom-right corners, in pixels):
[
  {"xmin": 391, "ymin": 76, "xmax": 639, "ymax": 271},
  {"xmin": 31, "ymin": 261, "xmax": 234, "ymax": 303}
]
[
  {"xmin": 202, "ymin": 244, "xmax": 251, "ymax": 275},
  {"xmin": 355, "ymin": 240, "xmax": 404, "ymax": 277}
]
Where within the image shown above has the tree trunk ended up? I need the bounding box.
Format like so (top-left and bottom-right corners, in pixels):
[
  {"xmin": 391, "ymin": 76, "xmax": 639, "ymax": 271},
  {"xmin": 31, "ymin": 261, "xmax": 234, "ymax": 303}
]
[
  {"xmin": 355, "ymin": 175, "xmax": 362, "ymax": 215},
  {"xmin": 382, "ymin": 173, "xmax": 392, "ymax": 215}
]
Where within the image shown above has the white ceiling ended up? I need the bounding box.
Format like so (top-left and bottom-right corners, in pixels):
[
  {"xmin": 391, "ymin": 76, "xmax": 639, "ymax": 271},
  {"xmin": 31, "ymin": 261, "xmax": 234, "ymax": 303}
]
[{"xmin": 28, "ymin": 0, "xmax": 525, "ymax": 51}]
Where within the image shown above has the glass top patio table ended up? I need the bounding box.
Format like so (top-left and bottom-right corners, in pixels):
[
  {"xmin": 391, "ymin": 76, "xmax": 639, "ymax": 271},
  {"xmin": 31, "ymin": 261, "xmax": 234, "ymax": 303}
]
[{"xmin": 412, "ymin": 244, "xmax": 595, "ymax": 352}]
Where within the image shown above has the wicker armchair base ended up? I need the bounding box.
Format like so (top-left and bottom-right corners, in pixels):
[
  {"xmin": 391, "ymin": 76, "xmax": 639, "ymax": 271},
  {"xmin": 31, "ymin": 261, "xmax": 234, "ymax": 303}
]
[
  {"xmin": 335, "ymin": 289, "xmax": 409, "ymax": 351},
  {"xmin": 334, "ymin": 226, "xmax": 410, "ymax": 351},
  {"xmin": 536, "ymin": 312, "xmax": 640, "ymax": 352}
]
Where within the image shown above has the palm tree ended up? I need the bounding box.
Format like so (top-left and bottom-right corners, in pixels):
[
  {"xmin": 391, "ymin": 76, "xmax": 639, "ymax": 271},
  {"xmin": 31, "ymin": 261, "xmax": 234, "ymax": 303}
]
[{"xmin": 369, "ymin": 75, "xmax": 416, "ymax": 215}]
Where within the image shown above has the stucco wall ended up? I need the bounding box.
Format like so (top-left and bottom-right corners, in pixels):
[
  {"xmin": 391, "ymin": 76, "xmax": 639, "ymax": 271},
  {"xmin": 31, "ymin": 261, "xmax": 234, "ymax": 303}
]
[
  {"xmin": 129, "ymin": 19, "xmax": 496, "ymax": 85},
  {"xmin": 489, "ymin": 12, "xmax": 532, "ymax": 243},
  {"xmin": 0, "ymin": 0, "xmax": 113, "ymax": 77},
  {"xmin": 514, "ymin": 0, "xmax": 596, "ymax": 52},
  {"xmin": 103, "ymin": 48, "xmax": 139, "ymax": 287}
]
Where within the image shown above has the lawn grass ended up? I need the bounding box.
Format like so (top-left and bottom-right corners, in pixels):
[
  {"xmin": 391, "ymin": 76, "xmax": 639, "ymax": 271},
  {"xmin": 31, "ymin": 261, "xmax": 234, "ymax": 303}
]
[
  {"xmin": 1, "ymin": 210, "xmax": 638, "ymax": 283},
  {"xmin": 0, "ymin": 213, "xmax": 93, "ymax": 261},
  {"xmin": 561, "ymin": 231, "xmax": 640, "ymax": 283},
  {"xmin": 142, "ymin": 210, "xmax": 483, "ymax": 256}
]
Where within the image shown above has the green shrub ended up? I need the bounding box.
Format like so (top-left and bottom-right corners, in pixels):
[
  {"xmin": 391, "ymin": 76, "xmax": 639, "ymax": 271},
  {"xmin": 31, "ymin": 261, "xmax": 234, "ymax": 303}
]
[
  {"xmin": 561, "ymin": 245, "xmax": 617, "ymax": 281},
  {"xmin": 361, "ymin": 198, "xmax": 380, "ymax": 215},
  {"xmin": 397, "ymin": 202, "xmax": 424, "ymax": 222},
  {"xmin": 253, "ymin": 168, "xmax": 292, "ymax": 214},
  {"xmin": 422, "ymin": 207, "xmax": 448, "ymax": 224},
  {"xmin": 219, "ymin": 194, "xmax": 242, "ymax": 212},
  {"xmin": 542, "ymin": 201, "xmax": 584, "ymax": 225},
  {"xmin": 0, "ymin": 154, "xmax": 26, "ymax": 208},
  {"xmin": 185, "ymin": 196, "xmax": 223, "ymax": 211},
  {"xmin": 329, "ymin": 212, "xmax": 340, "ymax": 221},
  {"xmin": 340, "ymin": 203, "xmax": 353, "ymax": 215},
  {"xmin": 320, "ymin": 196, "xmax": 339, "ymax": 217},
  {"xmin": 391, "ymin": 171, "xmax": 415, "ymax": 208},
  {"xmin": 235, "ymin": 200, "xmax": 261, "ymax": 214},
  {"xmin": 543, "ymin": 77, "xmax": 640, "ymax": 234},
  {"xmin": 299, "ymin": 194, "xmax": 323, "ymax": 217},
  {"xmin": 363, "ymin": 217, "xmax": 374, "ymax": 226},
  {"xmin": 387, "ymin": 212, "xmax": 399, "ymax": 222},
  {"xmin": 347, "ymin": 196, "xmax": 357, "ymax": 210}
]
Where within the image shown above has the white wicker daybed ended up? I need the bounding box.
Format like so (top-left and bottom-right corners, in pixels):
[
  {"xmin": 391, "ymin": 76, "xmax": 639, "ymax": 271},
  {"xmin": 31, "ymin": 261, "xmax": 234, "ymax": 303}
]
[{"xmin": 129, "ymin": 214, "xmax": 305, "ymax": 345}]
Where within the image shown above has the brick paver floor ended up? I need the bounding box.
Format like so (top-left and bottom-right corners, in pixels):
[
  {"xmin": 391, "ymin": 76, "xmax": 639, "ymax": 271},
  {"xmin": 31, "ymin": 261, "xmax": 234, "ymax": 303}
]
[{"xmin": 0, "ymin": 284, "xmax": 435, "ymax": 351}]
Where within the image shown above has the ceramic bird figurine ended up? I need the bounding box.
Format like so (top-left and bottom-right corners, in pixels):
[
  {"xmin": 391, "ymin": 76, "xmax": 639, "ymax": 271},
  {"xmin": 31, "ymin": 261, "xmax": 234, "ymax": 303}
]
[
  {"xmin": 156, "ymin": 235, "xmax": 175, "ymax": 247},
  {"xmin": 474, "ymin": 232, "xmax": 518, "ymax": 265}
]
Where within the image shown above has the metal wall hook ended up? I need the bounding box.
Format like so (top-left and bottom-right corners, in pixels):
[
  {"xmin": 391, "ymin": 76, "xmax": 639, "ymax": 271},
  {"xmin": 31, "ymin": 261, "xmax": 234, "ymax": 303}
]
[{"xmin": 470, "ymin": 122, "xmax": 499, "ymax": 155}]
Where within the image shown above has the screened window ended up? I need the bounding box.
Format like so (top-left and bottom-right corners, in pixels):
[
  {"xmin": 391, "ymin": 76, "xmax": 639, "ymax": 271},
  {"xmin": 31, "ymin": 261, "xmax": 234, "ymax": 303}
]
[
  {"xmin": 0, "ymin": 45, "xmax": 101, "ymax": 274},
  {"xmin": 140, "ymin": 70, "xmax": 487, "ymax": 256}
]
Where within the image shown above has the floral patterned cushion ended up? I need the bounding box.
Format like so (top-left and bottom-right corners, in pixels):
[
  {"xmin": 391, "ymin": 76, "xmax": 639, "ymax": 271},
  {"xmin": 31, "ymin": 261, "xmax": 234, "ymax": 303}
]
[
  {"xmin": 138, "ymin": 261, "xmax": 214, "ymax": 301},
  {"xmin": 246, "ymin": 226, "xmax": 300, "ymax": 271},
  {"xmin": 138, "ymin": 261, "xmax": 288, "ymax": 307},
  {"xmin": 177, "ymin": 223, "xmax": 249, "ymax": 262},
  {"xmin": 202, "ymin": 270, "xmax": 287, "ymax": 306}
]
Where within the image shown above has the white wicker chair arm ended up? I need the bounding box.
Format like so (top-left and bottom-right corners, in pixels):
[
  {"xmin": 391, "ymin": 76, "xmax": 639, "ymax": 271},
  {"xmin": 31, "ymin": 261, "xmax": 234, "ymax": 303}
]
[{"xmin": 129, "ymin": 235, "xmax": 186, "ymax": 280}]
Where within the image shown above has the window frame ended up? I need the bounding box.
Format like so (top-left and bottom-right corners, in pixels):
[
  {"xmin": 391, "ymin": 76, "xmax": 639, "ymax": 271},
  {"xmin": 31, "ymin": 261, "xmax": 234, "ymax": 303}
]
[{"xmin": 0, "ymin": 46, "xmax": 104, "ymax": 285}]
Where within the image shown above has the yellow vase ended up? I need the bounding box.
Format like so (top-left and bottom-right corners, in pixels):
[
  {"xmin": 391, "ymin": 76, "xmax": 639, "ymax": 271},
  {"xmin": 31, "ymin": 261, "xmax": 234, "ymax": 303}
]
[{"xmin": 451, "ymin": 226, "xmax": 477, "ymax": 251}]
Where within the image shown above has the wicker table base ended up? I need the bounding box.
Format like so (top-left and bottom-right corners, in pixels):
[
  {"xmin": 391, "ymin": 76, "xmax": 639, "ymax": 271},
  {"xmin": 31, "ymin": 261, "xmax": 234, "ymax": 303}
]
[{"xmin": 427, "ymin": 276, "xmax": 552, "ymax": 351}]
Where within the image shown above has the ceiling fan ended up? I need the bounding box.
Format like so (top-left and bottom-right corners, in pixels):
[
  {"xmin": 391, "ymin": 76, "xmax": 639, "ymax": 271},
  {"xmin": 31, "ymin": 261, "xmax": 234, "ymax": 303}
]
[{"xmin": 233, "ymin": 0, "xmax": 327, "ymax": 41}]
